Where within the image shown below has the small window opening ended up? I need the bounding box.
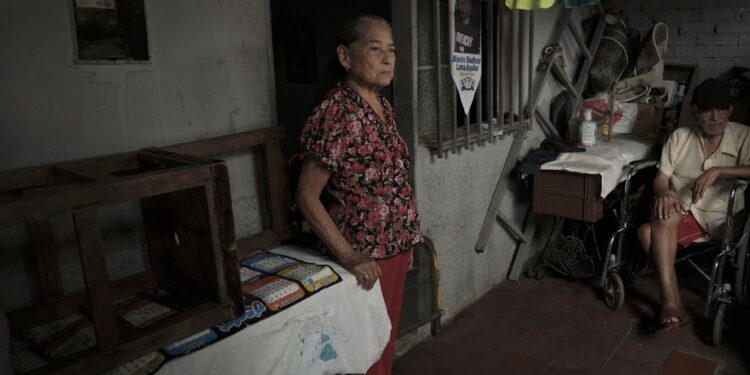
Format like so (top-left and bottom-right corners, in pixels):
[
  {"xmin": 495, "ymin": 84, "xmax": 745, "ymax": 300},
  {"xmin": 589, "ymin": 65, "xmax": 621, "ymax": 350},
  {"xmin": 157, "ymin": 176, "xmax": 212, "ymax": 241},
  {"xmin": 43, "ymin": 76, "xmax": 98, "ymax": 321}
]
[{"xmin": 72, "ymin": 0, "xmax": 150, "ymax": 63}]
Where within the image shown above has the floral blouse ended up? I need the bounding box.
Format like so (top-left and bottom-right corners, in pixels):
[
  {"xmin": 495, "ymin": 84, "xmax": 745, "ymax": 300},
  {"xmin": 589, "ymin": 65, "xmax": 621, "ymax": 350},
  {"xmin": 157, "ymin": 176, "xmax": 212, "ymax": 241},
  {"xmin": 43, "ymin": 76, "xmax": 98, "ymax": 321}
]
[{"xmin": 299, "ymin": 82, "xmax": 423, "ymax": 259}]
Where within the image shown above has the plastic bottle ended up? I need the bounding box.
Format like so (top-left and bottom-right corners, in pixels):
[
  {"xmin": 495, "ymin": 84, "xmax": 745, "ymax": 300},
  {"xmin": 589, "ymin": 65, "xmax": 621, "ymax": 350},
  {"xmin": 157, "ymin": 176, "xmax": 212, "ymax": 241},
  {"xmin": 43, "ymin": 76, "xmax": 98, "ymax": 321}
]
[
  {"xmin": 674, "ymin": 81, "xmax": 686, "ymax": 106},
  {"xmin": 579, "ymin": 109, "xmax": 597, "ymax": 147},
  {"xmin": 665, "ymin": 81, "xmax": 686, "ymax": 131}
]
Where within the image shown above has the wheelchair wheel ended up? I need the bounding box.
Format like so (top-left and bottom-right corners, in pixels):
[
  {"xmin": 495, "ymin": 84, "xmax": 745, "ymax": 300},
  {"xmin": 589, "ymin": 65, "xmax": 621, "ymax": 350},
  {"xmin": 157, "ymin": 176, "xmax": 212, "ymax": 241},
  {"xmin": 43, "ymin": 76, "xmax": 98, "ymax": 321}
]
[
  {"xmin": 603, "ymin": 272, "xmax": 625, "ymax": 311},
  {"xmin": 735, "ymin": 222, "xmax": 750, "ymax": 311},
  {"xmin": 710, "ymin": 303, "xmax": 727, "ymax": 346}
]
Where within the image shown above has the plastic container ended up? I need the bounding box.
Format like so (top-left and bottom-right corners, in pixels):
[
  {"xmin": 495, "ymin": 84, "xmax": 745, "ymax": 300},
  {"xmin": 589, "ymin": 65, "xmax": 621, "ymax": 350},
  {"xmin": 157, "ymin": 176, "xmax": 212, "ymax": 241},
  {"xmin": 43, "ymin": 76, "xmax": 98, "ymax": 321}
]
[
  {"xmin": 664, "ymin": 81, "xmax": 686, "ymax": 131},
  {"xmin": 579, "ymin": 109, "xmax": 597, "ymax": 147}
]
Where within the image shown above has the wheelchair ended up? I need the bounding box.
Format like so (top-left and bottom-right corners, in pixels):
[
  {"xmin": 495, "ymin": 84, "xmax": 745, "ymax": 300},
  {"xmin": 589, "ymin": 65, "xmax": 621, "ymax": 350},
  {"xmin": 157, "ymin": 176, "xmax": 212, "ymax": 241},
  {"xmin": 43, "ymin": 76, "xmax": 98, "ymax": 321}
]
[{"xmin": 601, "ymin": 164, "xmax": 750, "ymax": 346}]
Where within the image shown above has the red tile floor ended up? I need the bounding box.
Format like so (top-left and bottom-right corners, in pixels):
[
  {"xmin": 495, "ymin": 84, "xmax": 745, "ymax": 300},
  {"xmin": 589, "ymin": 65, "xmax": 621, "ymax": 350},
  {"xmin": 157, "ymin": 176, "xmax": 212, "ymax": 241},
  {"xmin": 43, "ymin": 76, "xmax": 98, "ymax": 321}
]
[{"xmin": 394, "ymin": 266, "xmax": 750, "ymax": 375}]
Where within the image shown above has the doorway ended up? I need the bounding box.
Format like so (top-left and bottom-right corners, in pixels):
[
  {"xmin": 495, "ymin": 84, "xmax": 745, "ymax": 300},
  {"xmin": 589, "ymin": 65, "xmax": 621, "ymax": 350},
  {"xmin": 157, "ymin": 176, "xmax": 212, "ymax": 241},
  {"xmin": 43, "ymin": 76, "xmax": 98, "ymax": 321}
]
[{"xmin": 270, "ymin": 0, "xmax": 391, "ymax": 159}]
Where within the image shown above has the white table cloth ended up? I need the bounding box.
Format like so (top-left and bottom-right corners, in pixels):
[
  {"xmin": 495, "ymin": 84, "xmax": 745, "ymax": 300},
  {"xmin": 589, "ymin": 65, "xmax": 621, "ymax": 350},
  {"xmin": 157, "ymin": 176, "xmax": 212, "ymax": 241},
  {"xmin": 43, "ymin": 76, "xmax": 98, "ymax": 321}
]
[
  {"xmin": 151, "ymin": 245, "xmax": 390, "ymax": 375},
  {"xmin": 540, "ymin": 135, "xmax": 657, "ymax": 197}
]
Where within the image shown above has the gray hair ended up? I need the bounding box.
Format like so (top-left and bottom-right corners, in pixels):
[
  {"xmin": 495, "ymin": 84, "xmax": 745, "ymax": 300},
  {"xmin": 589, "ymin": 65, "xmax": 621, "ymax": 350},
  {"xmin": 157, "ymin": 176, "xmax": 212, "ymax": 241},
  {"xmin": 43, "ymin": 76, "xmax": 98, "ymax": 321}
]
[
  {"xmin": 313, "ymin": 16, "xmax": 391, "ymax": 104},
  {"xmin": 337, "ymin": 15, "xmax": 391, "ymax": 48}
]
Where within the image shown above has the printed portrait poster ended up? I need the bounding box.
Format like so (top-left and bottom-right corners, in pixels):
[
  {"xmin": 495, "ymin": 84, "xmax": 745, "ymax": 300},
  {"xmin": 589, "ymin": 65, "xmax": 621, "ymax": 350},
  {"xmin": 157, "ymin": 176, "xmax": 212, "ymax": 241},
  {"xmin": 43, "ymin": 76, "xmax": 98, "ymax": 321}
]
[{"xmin": 451, "ymin": 0, "xmax": 482, "ymax": 116}]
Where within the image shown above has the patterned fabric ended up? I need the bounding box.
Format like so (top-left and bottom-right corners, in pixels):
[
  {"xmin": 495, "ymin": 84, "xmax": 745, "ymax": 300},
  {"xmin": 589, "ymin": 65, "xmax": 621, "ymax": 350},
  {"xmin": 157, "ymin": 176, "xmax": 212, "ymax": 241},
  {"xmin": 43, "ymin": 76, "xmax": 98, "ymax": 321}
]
[
  {"xmin": 11, "ymin": 252, "xmax": 343, "ymax": 375},
  {"xmin": 300, "ymin": 82, "xmax": 423, "ymax": 258}
]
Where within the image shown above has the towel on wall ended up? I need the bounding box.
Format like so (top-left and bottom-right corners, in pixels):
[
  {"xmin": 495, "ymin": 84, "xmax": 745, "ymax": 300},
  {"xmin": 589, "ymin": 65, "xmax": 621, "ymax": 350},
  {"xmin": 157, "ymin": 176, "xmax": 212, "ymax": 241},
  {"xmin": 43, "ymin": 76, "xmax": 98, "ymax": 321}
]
[{"xmin": 505, "ymin": 0, "xmax": 555, "ymax": 10}]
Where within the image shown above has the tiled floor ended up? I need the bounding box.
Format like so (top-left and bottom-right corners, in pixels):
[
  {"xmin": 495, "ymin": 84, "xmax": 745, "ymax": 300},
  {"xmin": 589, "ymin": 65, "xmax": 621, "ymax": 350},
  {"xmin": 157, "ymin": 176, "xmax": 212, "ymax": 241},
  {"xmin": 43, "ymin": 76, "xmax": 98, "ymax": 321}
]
[{"xmin": 394, "ymin": 267, "xmax": 750, "ymax": 375}]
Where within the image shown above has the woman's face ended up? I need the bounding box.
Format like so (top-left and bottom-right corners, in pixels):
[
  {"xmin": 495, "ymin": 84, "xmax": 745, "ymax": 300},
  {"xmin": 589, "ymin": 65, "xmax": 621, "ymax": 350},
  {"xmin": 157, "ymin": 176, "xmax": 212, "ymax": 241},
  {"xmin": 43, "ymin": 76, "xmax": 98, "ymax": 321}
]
[{"xmin": 341, "ymin": 22, "xmax": 395, "ymax": 90}]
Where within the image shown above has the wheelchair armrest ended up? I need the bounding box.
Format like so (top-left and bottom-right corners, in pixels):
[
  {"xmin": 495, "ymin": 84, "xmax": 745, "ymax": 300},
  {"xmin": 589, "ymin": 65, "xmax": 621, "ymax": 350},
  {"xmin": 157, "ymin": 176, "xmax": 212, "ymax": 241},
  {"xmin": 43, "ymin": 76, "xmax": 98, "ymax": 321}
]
[
  {"xmin": 728, "ymin": 179, "xmax": 750, "ymax": 205},
  {"xmin": 722, "ymin": 179, "xmax": 750, "ymax": 245},
  {"xmin": 627, "ymin": 159, "xmax": 658, "ymax": 172},
  {"xmin": 726, "ymin": 177, "xmax": 750, "ymax": 226}
]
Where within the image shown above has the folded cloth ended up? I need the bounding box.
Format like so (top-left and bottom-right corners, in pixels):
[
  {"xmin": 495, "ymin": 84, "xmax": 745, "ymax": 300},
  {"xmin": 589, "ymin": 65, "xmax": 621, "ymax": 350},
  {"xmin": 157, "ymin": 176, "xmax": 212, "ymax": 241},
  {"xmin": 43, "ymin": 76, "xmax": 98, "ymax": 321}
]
[
  {"xmin": 677, "ymin": 212, "xmax": 707, "ymax": 248},
  {"xmin": 540, "ymin": 135, "xmax": 656, "ymax": 197},
  {"xmin": 505, "ymin": 0, "xmax": 555, "ymax": 9},
  {"xmin": 564, "ymin": 0, "xmax": 600, "ymax": 7}
]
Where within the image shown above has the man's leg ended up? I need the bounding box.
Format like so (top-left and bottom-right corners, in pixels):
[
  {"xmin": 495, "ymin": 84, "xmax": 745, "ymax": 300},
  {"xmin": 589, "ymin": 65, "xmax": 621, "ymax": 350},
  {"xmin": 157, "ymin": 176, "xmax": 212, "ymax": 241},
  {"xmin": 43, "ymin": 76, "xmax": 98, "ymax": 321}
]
[
  {"xmin": 649, "ymin": 213, "xmax": 683, "ymax": 315},
  {"xmin": 637, "ymin": 223, "xmax": 652, "ymax": 255}
]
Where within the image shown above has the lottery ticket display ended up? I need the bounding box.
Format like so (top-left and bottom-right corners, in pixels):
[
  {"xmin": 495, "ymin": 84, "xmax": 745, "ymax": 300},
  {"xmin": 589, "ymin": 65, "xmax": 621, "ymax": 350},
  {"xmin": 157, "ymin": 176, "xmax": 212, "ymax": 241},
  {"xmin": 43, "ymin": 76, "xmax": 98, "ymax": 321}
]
[
  {"xmin": 240, "ymin": 252, "xmax": 300, "ymax": 273},
  {"xmin": 239, "ymin": 266, "xmax": 263, "ymax": 284},
  {"xmin": 115, "ymin": 295, "xmax": 177, "ymax": 328},
  {"xmin": 277, "ymin": 263, "xmax": 339, "ymax": 292},
  {"xmin": 241, "ymin": 276, "xmax": 305, "ymax": 311}
]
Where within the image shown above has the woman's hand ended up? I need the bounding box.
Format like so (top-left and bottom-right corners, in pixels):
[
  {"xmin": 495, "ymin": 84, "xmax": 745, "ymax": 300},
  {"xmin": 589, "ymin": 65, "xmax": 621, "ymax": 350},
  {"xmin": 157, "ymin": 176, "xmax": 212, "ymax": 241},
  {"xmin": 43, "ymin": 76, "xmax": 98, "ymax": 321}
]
[
  {"xmin": 653, "ymin": 193, "xmax": 682, "ymax": 220},
  {"xmin": 693, "ymin": 167, "xmax": 723, "ymax": 203},
  {"xmin": 340, "ymin": 251, "xmax": 382, "ymax": 290}
]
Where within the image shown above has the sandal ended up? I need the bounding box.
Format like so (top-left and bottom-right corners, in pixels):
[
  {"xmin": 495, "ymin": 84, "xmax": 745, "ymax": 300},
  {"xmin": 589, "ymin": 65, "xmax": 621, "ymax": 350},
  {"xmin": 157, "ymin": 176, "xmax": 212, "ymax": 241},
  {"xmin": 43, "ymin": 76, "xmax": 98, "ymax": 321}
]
[{"xmin": 653, "ymin": 306, "xmax": 690, "ymax": 335}]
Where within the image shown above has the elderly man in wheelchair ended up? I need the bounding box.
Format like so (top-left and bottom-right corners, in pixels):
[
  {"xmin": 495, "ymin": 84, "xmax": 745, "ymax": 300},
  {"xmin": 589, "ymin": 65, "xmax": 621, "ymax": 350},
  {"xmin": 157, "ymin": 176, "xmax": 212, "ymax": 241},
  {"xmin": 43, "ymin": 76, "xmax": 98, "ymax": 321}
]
[{"xmin": 636, "ymin": 78, "xmax": 750, "ymax": 335}]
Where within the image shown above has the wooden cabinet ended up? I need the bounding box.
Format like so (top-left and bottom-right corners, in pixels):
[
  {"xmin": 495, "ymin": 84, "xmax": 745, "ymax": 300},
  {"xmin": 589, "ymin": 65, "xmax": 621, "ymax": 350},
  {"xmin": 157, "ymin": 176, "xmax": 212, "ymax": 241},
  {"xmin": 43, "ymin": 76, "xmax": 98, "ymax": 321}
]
[
  {"xmin": 1, "ymin": 149, "xmax": 242, "ymax": 374},
  {"xmin": 532, "ymin": 170, "xmax": 603, "ymax": 223}
]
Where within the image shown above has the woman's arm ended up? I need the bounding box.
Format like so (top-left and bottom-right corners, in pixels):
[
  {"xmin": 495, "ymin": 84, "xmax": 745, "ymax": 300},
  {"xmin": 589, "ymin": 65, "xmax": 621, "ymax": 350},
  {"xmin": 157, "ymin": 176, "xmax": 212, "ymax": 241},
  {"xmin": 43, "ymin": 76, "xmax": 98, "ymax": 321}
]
[{"xmin": 295, "ymin": 157, "xmax": 381, "ymax": 290}]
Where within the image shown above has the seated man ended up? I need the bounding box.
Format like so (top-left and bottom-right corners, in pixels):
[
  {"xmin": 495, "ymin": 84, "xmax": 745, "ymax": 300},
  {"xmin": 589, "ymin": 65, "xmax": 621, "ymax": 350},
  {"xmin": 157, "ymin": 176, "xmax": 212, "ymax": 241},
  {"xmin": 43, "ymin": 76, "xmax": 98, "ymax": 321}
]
[{"xmin": 637, "ymin": 78, "xmax": 750, "ymax": 334}]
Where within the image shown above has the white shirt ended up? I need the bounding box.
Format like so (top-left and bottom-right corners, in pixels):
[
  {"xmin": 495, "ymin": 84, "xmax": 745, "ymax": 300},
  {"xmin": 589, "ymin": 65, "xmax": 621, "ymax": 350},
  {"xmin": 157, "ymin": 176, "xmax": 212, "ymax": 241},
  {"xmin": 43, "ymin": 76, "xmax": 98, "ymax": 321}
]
[{"xmin": 658, "ymin": 122, "xmax": 750, "ymax": 237}]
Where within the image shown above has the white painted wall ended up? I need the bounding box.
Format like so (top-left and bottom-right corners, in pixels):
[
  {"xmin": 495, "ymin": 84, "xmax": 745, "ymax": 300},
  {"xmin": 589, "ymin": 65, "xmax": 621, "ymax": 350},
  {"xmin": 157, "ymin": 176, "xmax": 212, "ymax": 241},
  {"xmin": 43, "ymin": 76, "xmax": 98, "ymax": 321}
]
[
  {"xmin": 411, "ymin": 4, "xmax": 593, "ymax": 323},
  {"xmin": 0, "ymin": 0, "xmax": 276, "ymax": 310}
]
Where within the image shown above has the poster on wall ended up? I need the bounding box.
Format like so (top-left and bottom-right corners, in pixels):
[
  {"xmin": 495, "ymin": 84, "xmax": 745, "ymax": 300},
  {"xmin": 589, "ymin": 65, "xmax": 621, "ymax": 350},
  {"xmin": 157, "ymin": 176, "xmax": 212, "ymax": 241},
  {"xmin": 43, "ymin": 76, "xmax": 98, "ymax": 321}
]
[{"xmin": 450, "ymin": 0, "xmax": 482, "ymax": 116}]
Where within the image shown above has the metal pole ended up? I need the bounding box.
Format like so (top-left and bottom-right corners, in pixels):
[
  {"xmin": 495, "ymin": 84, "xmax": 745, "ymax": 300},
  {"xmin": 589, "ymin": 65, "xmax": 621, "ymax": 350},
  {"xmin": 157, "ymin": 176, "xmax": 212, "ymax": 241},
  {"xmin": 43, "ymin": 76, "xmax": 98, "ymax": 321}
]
[
  {"xmin": 434, "ymin": 0, "xmax": 444, "ymax": 158},
  {"xmin": 527, "ymin": 9, "xmax": 534, "ymax": 130}
]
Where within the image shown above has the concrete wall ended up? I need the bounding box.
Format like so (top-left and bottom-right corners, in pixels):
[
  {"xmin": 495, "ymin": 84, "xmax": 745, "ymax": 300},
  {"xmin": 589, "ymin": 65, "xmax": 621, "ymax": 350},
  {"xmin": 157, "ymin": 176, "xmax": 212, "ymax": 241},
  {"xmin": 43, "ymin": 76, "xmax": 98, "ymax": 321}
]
[
  {"xmin": 0, "ymin": 0, "xmax": 275, "ymax": 311},
  {"xmin": 0, "ymin": 0, "xmax": 596, "ymax": 335},
  {"xmin": 411, "ymin": 3, "xmax": 592, "ymax": 324},
  {"xmin": 618, "ymin": 0, "xmax": 750, "ymax": 79}
]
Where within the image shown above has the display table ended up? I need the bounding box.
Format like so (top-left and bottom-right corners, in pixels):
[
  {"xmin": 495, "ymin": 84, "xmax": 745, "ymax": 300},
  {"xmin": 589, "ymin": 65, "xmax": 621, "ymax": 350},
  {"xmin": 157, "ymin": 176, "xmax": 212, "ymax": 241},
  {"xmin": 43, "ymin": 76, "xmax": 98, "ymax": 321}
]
[{"xmin": 146, "ymin": 245, "xmax": 390, "ymax": 375}]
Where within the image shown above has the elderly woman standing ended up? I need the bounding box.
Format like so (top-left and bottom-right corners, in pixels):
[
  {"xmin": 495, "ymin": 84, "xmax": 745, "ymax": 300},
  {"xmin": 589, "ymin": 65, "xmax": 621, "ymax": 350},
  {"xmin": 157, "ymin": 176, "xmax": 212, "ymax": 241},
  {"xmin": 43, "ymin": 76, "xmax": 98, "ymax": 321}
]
[{"xmin": 295, "ymin": 15, "xmax": 423, "ymax": 375}]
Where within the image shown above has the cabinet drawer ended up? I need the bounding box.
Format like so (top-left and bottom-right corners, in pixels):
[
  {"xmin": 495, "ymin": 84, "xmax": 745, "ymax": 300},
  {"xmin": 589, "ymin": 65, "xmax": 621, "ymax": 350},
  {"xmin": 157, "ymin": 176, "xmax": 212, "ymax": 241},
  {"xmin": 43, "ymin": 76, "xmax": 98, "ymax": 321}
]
[{"xmin": 533, "ymin": 170, "xmax": 603, "ymax": 222}]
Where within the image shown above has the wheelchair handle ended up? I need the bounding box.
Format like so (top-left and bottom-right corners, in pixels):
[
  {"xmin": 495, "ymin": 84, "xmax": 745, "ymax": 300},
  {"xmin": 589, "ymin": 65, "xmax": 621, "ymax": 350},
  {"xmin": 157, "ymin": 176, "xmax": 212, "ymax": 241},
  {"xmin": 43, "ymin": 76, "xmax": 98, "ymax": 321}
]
[{"xmin": 627, "ymin": 159, "xmax": 658, "ymax": 173}]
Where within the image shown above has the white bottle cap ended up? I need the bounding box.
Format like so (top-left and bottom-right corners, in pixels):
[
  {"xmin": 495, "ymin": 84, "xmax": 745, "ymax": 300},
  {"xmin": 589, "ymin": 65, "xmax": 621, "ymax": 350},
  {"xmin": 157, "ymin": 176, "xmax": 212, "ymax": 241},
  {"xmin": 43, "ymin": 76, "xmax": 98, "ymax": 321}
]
[{"xmin": 584, "ymin": 109, "xmax": 593, "ymax": 121}]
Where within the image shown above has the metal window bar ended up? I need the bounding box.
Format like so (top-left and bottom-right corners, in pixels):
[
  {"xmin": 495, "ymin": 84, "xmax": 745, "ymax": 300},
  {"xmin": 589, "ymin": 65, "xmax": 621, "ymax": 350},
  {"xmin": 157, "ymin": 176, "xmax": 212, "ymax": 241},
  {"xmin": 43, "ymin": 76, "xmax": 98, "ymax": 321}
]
[
  {"xmin": 527, "ymin": 10, "xmax": 534, "ymax": 130},
  {"xmin": 433, "ymin": 0, "xmax": 444, "ymax": 158},
  {"xmin": 421, "ymin": 0, "xmax": 526, "ymax": 154},
  {"xmin": 510, "ymin": 9, "xmax": 517, "ymax": 132},
  {"xmin": 500, "ymin": 4, "xmax": 506, "ymax": 142},
  {"xmin": 484, "ymin": 0, "xmax": 494, "ymax": 144}
]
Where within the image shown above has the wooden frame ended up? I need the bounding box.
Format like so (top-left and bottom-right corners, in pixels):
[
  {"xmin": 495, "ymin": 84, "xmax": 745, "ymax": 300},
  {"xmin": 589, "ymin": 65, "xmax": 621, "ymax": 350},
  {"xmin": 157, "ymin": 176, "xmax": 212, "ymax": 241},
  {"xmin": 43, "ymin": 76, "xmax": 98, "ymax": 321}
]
[
  {"xmin": 161, "ymin": 126, "xmax": 292, "ymax": 258},
  {"xmin": 1, "ymin": 126, "xmax": 291, "ymax": 373},
  {"xmin": 1, "ymin": 149, "xmax": 242, "ymax": 374}
]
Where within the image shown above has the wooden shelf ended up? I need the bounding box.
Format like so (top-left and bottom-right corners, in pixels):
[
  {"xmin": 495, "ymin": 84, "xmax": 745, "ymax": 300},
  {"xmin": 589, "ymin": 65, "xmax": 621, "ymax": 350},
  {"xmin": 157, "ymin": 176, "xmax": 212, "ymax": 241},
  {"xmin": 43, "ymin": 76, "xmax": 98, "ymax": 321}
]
[{"xmin": 1, "ymin": 149, "xmax": 242, "ymax": 374}]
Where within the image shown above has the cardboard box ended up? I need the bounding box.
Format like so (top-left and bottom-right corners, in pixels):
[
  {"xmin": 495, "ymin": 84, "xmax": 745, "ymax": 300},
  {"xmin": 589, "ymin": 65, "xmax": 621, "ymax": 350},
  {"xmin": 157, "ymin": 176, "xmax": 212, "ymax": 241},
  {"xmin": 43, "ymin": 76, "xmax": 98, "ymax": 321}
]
[{"xmin": 633, "ymin": 103, "xmax": 662, "ymax": 136}]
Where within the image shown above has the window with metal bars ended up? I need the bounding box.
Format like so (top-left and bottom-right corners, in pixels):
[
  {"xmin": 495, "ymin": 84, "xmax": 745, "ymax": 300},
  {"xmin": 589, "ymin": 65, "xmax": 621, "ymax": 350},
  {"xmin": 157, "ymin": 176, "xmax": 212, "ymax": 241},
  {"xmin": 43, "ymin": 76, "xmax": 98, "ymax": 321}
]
[{"xmin": 417, "ymin": 0, "xmax": 527, "ymax": 157}]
